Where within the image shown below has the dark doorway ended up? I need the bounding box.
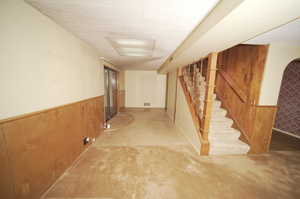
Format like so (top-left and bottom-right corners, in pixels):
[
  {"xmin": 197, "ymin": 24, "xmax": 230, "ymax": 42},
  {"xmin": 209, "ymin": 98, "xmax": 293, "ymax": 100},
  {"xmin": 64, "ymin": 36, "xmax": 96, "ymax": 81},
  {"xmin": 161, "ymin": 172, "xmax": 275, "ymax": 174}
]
[
  {"xmin": 270, "ymin": 59, "xmax": 300, "ymax": 151},
  {"xmin": 104, "ymin": 67, "xmax": 118, "ymax": 121},
  {"xmin": 274, "ymin": 59, "xmax": 300, "ymax": 137}
]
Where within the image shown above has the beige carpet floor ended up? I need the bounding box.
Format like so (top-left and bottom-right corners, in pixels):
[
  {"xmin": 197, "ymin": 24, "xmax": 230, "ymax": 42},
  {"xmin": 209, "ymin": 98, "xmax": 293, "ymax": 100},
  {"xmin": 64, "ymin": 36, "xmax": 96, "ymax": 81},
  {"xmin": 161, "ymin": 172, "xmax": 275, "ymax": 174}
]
[{"xmin": 43, "ymin": 109, "xmax": 300, "ymax": 199}]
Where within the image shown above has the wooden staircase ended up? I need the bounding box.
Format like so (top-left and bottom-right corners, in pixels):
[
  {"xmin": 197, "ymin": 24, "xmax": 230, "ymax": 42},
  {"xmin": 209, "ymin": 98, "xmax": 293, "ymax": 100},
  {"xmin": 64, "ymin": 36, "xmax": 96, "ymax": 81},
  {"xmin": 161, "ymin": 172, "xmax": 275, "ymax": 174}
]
[{"xmin": 181, "ymin": 53, "xmax": 250, "ymax": 155}]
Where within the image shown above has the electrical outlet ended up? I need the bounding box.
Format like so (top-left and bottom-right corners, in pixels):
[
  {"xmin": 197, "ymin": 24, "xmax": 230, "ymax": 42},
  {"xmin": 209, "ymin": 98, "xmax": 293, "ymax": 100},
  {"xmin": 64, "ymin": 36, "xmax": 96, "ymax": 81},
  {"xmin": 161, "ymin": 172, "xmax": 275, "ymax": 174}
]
[
  {"xmin": 83, "ymin": 137, "xmax": 90, "ymax": 145},
  {"xmin": 104, "ymin": 122, "xmax": 111, "ymax": 129}
]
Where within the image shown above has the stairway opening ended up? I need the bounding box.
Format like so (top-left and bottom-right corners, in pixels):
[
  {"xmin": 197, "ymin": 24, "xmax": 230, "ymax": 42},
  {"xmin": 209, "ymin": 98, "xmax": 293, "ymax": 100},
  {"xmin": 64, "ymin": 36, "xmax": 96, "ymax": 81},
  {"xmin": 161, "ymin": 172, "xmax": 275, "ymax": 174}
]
[
  {"xmin": 182, "ymin": 60, "xmax": 250, "ymax": 155},
  {"xmin": 271, "ymin": 58, "xmax": 300, "ymax": 151}
]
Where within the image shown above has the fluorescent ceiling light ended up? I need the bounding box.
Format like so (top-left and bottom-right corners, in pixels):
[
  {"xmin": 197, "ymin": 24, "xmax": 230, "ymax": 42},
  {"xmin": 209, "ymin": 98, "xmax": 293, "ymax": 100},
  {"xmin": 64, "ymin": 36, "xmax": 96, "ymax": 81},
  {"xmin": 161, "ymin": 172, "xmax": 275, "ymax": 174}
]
[
  {"xmin": 106, "ymin": 37, "xmax": 155, "ymax": 57},
  {"xmin": 115, "ymin": 39, "xmax": 149, "ymax": 46},
  {"xmin": 120, "ymin": 52, "xmax": 151, "ymax": 57},
  {"xmin": 117, "ymin": 47, "xmax": 152, "ymax": 53}
]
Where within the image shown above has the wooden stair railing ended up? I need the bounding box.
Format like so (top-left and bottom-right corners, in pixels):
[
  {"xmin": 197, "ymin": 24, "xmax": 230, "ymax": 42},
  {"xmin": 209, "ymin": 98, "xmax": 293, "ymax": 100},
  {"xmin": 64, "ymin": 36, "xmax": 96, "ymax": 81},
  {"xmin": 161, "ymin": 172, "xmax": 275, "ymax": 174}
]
[
  {"xmin": 179, "ymin": 52, "xmax": 218, "ymax": 155},
  {"xmin": 179, "ymin": 74, "xmax": 210, "ymax": 155}
]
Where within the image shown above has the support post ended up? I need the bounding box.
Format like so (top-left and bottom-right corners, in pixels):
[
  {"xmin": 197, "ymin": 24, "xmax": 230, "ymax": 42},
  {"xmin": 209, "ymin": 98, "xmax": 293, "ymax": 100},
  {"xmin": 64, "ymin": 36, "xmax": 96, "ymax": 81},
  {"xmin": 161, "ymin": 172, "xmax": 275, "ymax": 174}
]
[{"xmin": 200, "ymin": 52, "xmax": 218, "ymax": 154}]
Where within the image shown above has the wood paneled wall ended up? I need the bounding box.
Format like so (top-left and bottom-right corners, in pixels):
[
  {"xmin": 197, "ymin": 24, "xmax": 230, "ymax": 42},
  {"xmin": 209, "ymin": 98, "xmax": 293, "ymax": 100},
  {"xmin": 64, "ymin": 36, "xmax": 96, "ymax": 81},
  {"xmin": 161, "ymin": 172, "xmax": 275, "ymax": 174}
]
[
  {"xmin": 251, "ymin": 106, "xmax": 277, "ymax": 153},
  {"xmin": 117, "ymin": 90, "xmax": 125, "ymax": 112},
  {"xmin": 0, "ymin": 96, "xmax": 104, "ymax": 199},
  {"xmin": 215, "ymin": 44, "xmax": 277, "ymax": 153},
  {"xmin": 116, "ymin": 70, "xmax": 125, "ymax": 112}
]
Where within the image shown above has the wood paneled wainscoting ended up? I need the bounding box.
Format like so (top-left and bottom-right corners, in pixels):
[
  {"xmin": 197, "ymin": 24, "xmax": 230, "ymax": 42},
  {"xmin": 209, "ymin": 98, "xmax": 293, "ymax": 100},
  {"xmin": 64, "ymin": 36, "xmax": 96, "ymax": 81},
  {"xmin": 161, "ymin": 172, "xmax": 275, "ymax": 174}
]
[
  {"xmin": 0, "ymin": 96, "xmax": 104, "ymax": 199},
  {"xmin": 215, "ymin": 44, "xmax": 277, "ymax": 153},
  {"xmin": 117, "ymin": 90, "xmax": 125, "ymax": 112}
]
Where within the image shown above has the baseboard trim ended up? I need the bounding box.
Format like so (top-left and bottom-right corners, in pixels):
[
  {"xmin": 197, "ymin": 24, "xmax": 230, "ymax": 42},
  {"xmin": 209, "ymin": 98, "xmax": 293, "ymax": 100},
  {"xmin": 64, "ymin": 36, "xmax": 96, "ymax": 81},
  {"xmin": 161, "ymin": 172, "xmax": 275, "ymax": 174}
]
[
  {"xmin": 124, "ymin": 107, "xmax": 165, "ymax": 111},
  {"xmin": 175, "ymin": 124, "xmax": 201, "ymax": 154},
  {"xmin": 273, "ymin": 128, "xmax": 300, "ymax": 139},
  {"xmin": 40, "ymin": 146, "xmax": 90, "ymax": 199},
  {"xmin": 166, "ymin": 111, "xmax": 175, "ymax": 123}
]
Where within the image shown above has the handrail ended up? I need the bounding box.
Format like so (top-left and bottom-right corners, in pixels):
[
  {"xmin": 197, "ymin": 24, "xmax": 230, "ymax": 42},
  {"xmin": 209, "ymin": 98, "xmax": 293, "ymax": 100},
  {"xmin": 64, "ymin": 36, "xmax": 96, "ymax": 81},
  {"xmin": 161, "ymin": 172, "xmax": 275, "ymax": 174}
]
[{"xmin": 218, "ymin": 70, "xmax": 247, "ymax": 103}]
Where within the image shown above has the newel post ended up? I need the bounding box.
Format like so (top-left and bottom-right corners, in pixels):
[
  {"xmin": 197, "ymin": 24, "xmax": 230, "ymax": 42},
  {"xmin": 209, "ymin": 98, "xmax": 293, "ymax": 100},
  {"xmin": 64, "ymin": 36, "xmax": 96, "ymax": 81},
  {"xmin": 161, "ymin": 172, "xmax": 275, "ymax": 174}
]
[{"xmin": 200, "ymin": 52, "xmax": 218, "ymax": 155}]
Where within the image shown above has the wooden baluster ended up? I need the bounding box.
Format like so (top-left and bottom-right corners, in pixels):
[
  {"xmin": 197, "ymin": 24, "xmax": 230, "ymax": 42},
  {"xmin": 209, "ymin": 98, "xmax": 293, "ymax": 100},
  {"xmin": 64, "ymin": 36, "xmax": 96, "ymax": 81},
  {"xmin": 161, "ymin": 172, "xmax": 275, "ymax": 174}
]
[
  {"xmin": 200, "ymin": 59, "xmax": 203, "ymax": 77},
  {"xmin": 199, "ymin": 59, "xmax": 204, "ymax": 119},
  {"xmin": 192, "ymin": 64, "xmax": 196, "ymax": 103},
  {"xmin": 194, "ymin": 63, "xmax": 202, "ymax": 118}
]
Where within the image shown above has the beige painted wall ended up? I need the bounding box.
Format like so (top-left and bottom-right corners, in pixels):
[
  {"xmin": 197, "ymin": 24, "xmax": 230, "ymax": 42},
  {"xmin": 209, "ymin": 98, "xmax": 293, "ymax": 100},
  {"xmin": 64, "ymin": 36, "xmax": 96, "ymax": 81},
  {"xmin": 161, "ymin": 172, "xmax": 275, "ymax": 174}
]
[
  {"xmin": 125, "ymin": 71, "xmax": 166, "ymax": 108},
  {"xmin": 166, "ymin": 70, "xmax": 177, "ymax": 122},
  {"xmin": 0, "ymin": 0, "xmax": 104, "ymax": 120},
  {"xmin": 166, "ymin": 69, "xmax": 200, "ymax": 153},
  {"xmin": 259, "ymin": 43, "xmax": 300, "ymax": 105},
  {"xmin": 175, "ymin": 81, "xmax": 201, "ymax": 153}
]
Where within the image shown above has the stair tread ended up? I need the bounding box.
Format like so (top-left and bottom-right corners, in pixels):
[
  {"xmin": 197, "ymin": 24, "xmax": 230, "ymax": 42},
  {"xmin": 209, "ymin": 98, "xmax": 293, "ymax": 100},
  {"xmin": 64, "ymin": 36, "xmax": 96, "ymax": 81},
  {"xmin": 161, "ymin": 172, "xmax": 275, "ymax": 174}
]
[
  {"xmin": 209, "ymin": 130, "xmax": 240, "ymax": 135},
  {"xmin": 209, "ymin": 128, "xmax": 240, "ymax": 133},
  {"xmin": 210, "ymin": 142, "xmax": 249, "ymax": 149},
  {"xmin": 209, "ymin": 150, "xmax": 249, "ymax": 155}
]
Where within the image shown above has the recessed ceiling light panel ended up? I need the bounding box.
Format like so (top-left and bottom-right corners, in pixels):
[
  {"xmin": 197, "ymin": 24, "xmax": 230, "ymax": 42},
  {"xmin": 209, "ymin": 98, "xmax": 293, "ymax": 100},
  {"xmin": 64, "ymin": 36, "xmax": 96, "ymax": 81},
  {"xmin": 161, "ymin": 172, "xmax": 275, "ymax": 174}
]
[
  {"xmin": 119, "ymin": 52, "xmax": 151, "ymax": 57},
  {"xmin": 115, "ymin": 39, "xmax": 149, "ymax": 46},
  {"xmin": 106, "ymin": 37, "xmax": 155, "ymax": 57},
  {"xmin": 117, "ymin": 47, "xmax": 152, "ymax": 53}
]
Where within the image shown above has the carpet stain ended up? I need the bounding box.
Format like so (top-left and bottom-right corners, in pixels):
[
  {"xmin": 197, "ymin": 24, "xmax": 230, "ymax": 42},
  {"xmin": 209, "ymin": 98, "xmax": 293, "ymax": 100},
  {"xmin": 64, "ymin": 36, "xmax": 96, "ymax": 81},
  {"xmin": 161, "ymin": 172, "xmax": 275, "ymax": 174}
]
[
  {"xmin": 45, "ymin": 146, "xmax": 300, "ymax": 199},
  {"xmin": 43, "ymin": 110, "xmax": 300, "ymax": 199}
]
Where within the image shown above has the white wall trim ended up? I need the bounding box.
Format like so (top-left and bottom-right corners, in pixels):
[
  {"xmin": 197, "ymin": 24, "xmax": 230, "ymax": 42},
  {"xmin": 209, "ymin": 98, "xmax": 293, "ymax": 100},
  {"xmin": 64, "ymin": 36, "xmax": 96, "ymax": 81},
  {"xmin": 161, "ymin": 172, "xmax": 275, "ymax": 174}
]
[
  {"xmin": 166, "ymin": 111, "xmax": 174, "ymax": 123},
  {"xmin": 273, "ymin": 127, "xmax": 300, "ymax": 139}
]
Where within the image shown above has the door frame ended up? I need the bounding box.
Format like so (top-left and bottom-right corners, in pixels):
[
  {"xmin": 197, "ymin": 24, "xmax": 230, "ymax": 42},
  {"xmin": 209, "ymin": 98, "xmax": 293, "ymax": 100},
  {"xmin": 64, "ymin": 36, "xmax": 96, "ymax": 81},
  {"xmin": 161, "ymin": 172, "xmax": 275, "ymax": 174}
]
[{"xmin": 104, "ymin": 66, "xmax": 118, "ymax": 121}]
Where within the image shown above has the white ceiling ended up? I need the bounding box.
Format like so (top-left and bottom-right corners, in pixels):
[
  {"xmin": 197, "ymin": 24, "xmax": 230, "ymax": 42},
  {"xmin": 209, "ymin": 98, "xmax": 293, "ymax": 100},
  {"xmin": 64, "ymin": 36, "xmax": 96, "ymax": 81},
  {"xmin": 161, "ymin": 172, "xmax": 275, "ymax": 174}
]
[
  {"xmin": 158, "ymin": 0, "xmax": 300, "ymax": 73},
  {"xmin": 245, "ymin": 18, "xmax": 300, "ymax": 45},
  {"xmin": 26, "ymin": 0, "xmax": 219, "ymax": 70}
]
